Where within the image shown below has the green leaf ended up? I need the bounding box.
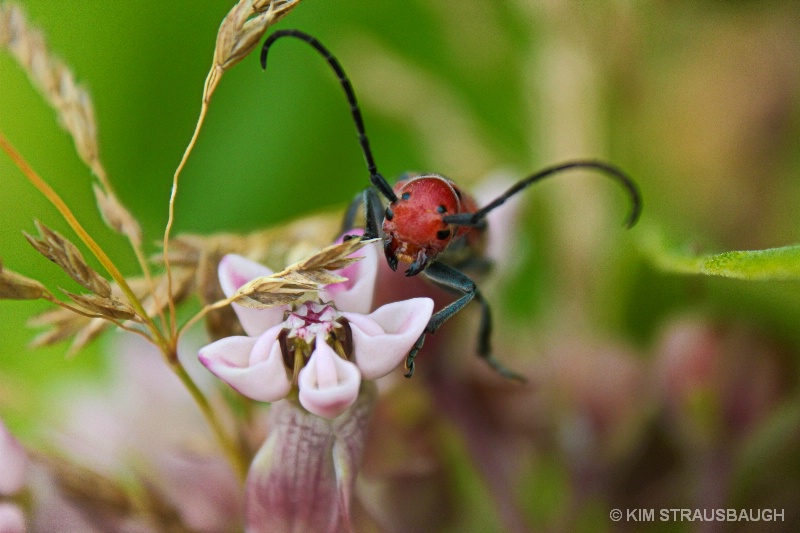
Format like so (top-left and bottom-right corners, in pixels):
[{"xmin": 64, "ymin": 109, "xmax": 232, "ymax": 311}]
[{"xmin": 639, "ymin": 226, "xmax": 800, "ymax": 281}]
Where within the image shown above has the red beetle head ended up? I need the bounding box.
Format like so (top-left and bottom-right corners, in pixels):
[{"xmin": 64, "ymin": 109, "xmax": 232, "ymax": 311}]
[{"xmin": 381, "ymin": 174, "xmax": 462, "ymax": 276}]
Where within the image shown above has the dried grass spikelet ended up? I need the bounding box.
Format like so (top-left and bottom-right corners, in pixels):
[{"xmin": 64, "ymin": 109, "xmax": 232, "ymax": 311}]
[
  {"xmin": 196, "ymin": 246, "xmax": 245, "ymax": 341},
  {"xmin": 23, "ymin": 220, "xmax": 112, "ymax": 298},
  {"xmin": 28, "ymin": 307, "xmax": 89, "ymax": 348},
  {"xmin": 231, "ymin": 237, "xmax": 377, "ymax": 308},
  {"xmin": 61, "ymin": 291, "xmax": 140, "ymax": 323},
  {"xmin": 92, "ymin": 184, "xmax": 142, "ymax": 245},
  {"xmin": 0, "ymin": 3, "xmax": 99, "ymax": 174},
  {"xmin": 142, "ymin": 267, "xmax": 195, "ymax": 318},
  {"xmin": 27, "ymin": 268, "xmax": 195, "ymax": 355},
  {"xmin": 164, "ymin": 211, "xmax": 345, "ymax": 269},
  {"xmin": 0, "ymin": 2, "xmax": 142, "ymax": 245},
  {"xmin": 206, "ymin": 0, "xmax": 303, "ymax": 100},
  {"xmin": 0, "ymin": 259, "xmax": 50, "ymax": 300},
  {"xmin": 159, "ymin": 212, "xmax": 342, "ymax": 340}
]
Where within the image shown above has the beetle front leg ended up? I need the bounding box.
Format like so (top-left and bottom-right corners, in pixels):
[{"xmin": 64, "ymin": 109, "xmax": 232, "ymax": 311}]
[
  {"xmin": 340, "ymin": 192, "xmax": 363, "ymax": 235},
  {"xmin": 404, "ymin": 332, "xmax": 426, "ymax": 378},
  {"xmin": 406, "ymin": 261, "xmax": 526, "ymax": 382},
  {"xmin": 341, "ymin": 187, "xmax": 384, "ymax": 240},
  {"xmin": 363, "ymin": 186, "xmax": 384, "ymax": 239}
]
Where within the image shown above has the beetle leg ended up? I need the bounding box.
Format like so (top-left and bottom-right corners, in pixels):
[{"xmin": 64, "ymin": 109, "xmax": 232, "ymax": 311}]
[
  {"xmin": 404, "ymin": 333, "xmax": 426, "ymax": 378},
  {"xmin": 343, "ymin": 186, "xmax": 384, "ymax": 241},
  {"xmin": 363, "ymin": 187, "xmax": 384, "ymax": 239},
  {"xmin": 406, "ymin": 261, "xmax": 526, "ymax": 382},
  {"xmin": 472, "ymin": 291, "xmax": 525, "ymax": 382},
  {"xmin": 340, "ymin": 192, "xmax": 363, "ymax": 235}
]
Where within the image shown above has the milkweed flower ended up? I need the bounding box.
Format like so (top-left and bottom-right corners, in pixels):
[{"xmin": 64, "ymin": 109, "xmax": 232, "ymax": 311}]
[
  {"xmin": 198, "ymin": 241, "xmax": 433, "ymax": 419},
  {"xmin": 197, "ymin": 240, "xmax": 434, "ymax": 531}
]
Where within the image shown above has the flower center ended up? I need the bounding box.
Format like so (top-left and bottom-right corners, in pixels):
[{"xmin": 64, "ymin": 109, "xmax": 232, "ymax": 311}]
[
  {"xmin": 279, "ymin": 301, "xmax": 353, "ymax": 380},
  {"xmin": 284, "ymin": 301, "xmax": 339, "ymax": 344}
]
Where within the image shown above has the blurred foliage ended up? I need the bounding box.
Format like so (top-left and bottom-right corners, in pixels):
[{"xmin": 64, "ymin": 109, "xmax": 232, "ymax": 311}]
[{"xmin": 2, "ymin": 0, "xmax": 800, "ymax": 531}]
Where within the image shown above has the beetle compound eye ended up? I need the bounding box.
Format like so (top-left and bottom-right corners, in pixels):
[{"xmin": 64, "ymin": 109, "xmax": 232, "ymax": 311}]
[
  {"xmin": 401, "ymin": 192, "xmax": 411, "ymax": 200},
  {"xmin": 437, "ymin": 205, "xmax": 447, "ymax": 214},
  {"xmin": 385, "ymin": 207, "xmax": 394, "ymax": 221},
  {"xmin": 436, "ymin": 229, "xmax": 451, "ymax": 240}
]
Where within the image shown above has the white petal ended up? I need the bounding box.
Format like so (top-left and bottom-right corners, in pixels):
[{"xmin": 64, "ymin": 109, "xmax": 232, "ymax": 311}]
[
  {"xmin": 198, "ymin": 326, "xmax": 291, "ymax": 402},
  {"xmin": 218, "ymin": 254, "xmax": 285, "ymax": 336},
  {"xmin": 342, "ymin": 298, "xmax": 434, "ymax": 380},
  {"xmin": 298, "ymin": 337, "xmax": 361, "ymax": 419},
  {"xmin": 323, "ymin": 237, "xmax": 378, "ymax": 315}
]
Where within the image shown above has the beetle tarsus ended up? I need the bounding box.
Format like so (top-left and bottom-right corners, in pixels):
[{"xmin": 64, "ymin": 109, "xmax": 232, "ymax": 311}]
[
  {"xmin": 404, "ymin": 332, "xmax": 426, "ymax": 378},
  {"xmin": 403, "ymin": 359, "xmax": 415, "ymax": 378},
  {"xmin": 484, "ymin": 355, "xmax": 527, "ymax": 383}
]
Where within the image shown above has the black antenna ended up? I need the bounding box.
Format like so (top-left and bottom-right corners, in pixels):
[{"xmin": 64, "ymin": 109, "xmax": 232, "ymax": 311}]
[
  {"xmin": 261, "ymin": 29, "xmax": 398, "ymax": 203},
  {"xmin": 443, "ymin": 160, "xmax": 642, "ymax": 228}
]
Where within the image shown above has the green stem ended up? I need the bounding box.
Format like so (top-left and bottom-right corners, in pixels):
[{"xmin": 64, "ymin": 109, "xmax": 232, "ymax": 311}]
[
  {"xmin": 163, "ymin": 86, "xmax": 213, "ymax": 339},
  {"xmin": 171, "ymin": 362, "xmax": 249, "ymax": 482}
]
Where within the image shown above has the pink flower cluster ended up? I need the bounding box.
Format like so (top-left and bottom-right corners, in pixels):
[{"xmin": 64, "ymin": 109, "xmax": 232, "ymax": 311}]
[
  {"xmin": 198, "ymin": 242, "xmax": 433, "ymax": 419},
  {"xmin": 195, "ymin": 240, "xmax": 435, "ymax": 531}
]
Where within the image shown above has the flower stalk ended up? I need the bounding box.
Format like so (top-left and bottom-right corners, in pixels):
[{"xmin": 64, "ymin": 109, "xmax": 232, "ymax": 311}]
[
  {"xmin": 172, "ymin": 362, "xmax": 250, "ymax": 482},
  {"xmin": 163, "ymin": 0, "xmax": 303, "ymax": 338}
]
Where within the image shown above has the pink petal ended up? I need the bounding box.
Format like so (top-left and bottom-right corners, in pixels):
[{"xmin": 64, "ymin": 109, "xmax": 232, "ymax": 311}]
[
  {"xmin": 322, "ymin": 234, "xmax": 378, "ymax": 315},
  {"xmin": 0, "ymin": 504, "xmax": 25, "ymax": 533},
  {"xmin": 342, "ymin": 298, "xmax": 434, "ymax": 380},
  {"xmin": 298, "ymin": 337, "xmax": 361, "ymax": 419},
  {"xmin": 0, "ymin": 421, "xmax": 27, "ymax": 495},
  {"xmin": 198, "ymin": 326, "xmax": 291, "ymax": 402},
  {"xmin": 218, "ymin": 254, "xmax": 285, "ymax": 336},
  {"xmin": 246, "ymin": 387, "xmax": 376, "ymax": 533}
]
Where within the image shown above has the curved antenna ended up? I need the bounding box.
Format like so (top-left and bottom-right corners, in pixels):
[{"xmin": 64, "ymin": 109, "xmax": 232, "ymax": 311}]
[
  {"xmin": 443, "ymin": 160, "xmax": 642, "ymax": 229},
  {"xmin": 261, "ymin": 29, "xmax": 398, "ymax": 202}
]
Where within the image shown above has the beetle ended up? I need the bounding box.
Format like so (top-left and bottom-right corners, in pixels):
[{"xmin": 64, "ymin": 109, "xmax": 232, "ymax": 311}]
[{"xmin": 261, "ymin": 30, "xmax": 642, "ymax": 381}]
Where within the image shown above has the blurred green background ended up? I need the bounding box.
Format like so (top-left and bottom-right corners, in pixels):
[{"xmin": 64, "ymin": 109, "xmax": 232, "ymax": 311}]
[{"xmin": 2, "ymin": 0, "xmax": 800, "ymax": 531}]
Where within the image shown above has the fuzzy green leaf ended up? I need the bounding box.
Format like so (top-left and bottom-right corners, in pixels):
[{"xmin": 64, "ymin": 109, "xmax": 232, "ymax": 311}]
[{"xmin": 640, "ymin": 227, "xmax": 800, "ymax": 281}]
